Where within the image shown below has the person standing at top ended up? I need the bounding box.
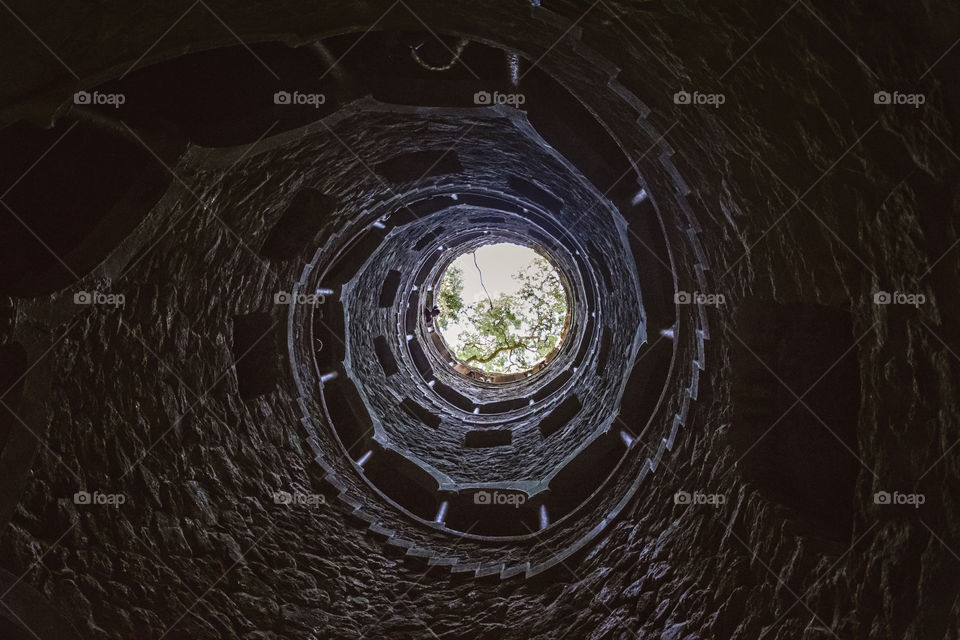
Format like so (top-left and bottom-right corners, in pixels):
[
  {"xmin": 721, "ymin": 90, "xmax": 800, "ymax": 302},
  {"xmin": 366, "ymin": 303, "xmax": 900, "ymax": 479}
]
[{"xmin": 424, "ymin": 305, "xmax": 441, "ymax": 323}]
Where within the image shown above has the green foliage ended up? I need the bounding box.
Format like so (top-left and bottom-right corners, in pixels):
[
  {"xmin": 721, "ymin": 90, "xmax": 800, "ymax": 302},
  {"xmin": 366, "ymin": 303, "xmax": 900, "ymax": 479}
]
[
  {"xmin": 438, "ymin": 255, "xmax": 567, "ymax": 374},
  {"xmin": 436, "ymin": 265, "xmax": 464, "ymax": 330}
]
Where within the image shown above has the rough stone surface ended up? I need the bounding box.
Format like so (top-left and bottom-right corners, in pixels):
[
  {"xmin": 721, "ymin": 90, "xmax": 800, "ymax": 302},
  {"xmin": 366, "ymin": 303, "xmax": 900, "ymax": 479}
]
[{"xmin": 0, "ymin": 1, "xmax": 958, "ymax": 639}]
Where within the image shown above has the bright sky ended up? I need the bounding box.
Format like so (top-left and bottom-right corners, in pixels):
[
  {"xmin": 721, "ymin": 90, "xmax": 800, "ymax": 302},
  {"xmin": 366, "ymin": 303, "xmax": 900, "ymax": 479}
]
[
  {"xmin": 454, "ymin": 243, "xmax": 534, "ymax": 304},
  {"xmin": 438, "ymin": 243, "xmax": 541, "ymax": 350}
]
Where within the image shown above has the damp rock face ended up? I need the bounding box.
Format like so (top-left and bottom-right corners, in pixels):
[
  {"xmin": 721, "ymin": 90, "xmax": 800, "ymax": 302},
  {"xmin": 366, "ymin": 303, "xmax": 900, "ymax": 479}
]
[{"xmin": 0, "ymin": 2, "xmax": 958, "ymax": 640}]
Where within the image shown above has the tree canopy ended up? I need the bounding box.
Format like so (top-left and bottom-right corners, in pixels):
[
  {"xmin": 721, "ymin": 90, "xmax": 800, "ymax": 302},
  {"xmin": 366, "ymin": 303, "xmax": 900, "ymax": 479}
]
[{"xmin": 436, "ymin": 252, "xmax": 568, "ymax": 374}]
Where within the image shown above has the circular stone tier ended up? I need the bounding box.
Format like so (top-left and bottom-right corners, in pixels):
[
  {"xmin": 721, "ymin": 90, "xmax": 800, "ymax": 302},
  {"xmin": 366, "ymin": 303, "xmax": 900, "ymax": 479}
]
[{"xmin": 283, "ymin": 99, "xmax": 707, "ymax": 566}]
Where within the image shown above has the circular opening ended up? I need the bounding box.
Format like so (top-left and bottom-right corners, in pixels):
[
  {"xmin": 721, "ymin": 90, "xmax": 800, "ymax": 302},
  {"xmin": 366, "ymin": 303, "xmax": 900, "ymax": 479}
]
[{"xmin": 431, "ymin": 242, "xmax": 570, "ymax": 377}]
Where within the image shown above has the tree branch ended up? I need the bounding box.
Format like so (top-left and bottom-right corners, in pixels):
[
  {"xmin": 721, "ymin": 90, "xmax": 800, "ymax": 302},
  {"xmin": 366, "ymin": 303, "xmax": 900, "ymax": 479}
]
[{"xmin": 463, "ymin": 340, "xmax": 524, "ymax": 364}]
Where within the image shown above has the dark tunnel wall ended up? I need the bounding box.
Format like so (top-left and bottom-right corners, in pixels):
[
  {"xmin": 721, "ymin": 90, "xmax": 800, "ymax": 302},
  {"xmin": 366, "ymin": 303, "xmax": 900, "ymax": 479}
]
[{"xmin": 0, "ymin": 2, "xmax": 958, "ymax": 639}]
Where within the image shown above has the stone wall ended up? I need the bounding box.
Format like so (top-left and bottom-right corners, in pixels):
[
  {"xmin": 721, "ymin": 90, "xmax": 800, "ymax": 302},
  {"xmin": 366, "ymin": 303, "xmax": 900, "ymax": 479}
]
[{"xmin": 0, "ymin": 1, "xmax": 957, "ymax": 639}]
